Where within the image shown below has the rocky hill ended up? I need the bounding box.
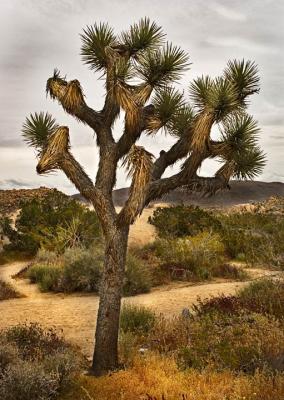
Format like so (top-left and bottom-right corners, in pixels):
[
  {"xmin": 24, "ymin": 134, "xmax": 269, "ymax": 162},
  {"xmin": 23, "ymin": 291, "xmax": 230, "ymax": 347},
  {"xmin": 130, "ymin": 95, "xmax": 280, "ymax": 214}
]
[{"xmin": 73, "ymin": 180, "xmax": 284, "ymax": 208}]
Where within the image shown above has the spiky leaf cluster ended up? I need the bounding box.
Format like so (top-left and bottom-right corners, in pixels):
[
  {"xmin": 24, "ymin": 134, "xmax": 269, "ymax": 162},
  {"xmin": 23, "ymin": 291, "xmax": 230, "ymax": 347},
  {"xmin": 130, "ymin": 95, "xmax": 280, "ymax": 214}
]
[
  {"xmin": 120, "ymin": 17, "xmax": 164, "ymax": 55},
  {"xmin": 224, "ymin": 59, "xmax": 259, "ymax": 105},
  {"xmin": 189, "ymin": 76, "xmax": 240, "ymax": 121},
  {"xmin": 147, "ymin": 87, "xmax": 185, "ymax": 132},
  {"xmin": 169, "ymin": 105, "xmax": 194, "ymax": 137},
  {"xmin": 81, "ymin": 23, "xmax": 116, "ymax": 72},
  {"xmin": 218, "ymin": 114, "xmax": 266, "ymax": 179},
  {"xmin": 22, "ymin": 112, "xmax": 58, "ymax": 155},
  {"xmin": 136, "ymin": 43, "xmax": 190, "ymax": 88}
]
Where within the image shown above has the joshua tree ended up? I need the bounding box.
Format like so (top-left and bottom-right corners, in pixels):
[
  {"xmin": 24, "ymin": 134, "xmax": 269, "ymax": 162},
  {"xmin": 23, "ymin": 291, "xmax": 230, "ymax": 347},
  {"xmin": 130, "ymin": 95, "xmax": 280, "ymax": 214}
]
[{"xmin": 22, "ymin": 18, "xmax": 265, "ymax": 375}]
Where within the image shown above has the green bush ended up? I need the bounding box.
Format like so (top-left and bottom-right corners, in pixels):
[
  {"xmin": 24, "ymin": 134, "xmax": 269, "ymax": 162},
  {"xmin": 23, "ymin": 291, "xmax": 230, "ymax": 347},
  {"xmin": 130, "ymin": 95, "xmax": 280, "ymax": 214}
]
[
  {"xmin": 155, "ymin": 231, "xmax": 225, "ymax": 280},
  {"xmin": 2, "ymin": 192, "xmax": 101, "ymax": 255},
  {"xmin": 148, "ymin": 204, "xmax": 284, "ymax": 268},
  {"xmin": 60, "ymin": 247, "xmax": 103, "ymax": 292},
  {"xmin": 218, "ymin": 212, "xmax": 284, "ymax": 267},
  {"xmin": 149, "ymin": 205, "xmax": 221, "ymax": 238},
  {"xmin": 28, "ymin": 247, "xmax": 153, "ymax": 296},
  {"xmin": 123, "ymin": 254, "xmax": 152, "ymax": 296},
  {"xmin": 120, "ymin": 304, "xmax": 156, "ymax": 334}
]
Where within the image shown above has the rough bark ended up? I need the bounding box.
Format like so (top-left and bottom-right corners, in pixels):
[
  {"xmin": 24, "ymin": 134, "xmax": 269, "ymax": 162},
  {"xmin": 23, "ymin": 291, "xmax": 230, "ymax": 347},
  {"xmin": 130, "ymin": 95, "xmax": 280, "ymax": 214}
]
[{"xmin": 91, "ymin": 224, "xmax": 129, "ymax": 376}]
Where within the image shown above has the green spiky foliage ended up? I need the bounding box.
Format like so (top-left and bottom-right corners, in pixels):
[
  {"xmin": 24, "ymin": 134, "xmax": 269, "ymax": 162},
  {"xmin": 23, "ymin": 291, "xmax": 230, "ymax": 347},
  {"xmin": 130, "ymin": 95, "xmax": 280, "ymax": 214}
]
[
  {"xmin": 136, "ymin": 43, "xmax": 190, "ymax": 88},
  {"xmin": 120, "ymin": 17, "xmax": 165, "ymax": 55},
  {"xmin": 148, "ymin": 87, "xmax": 185, "ymax": 132},
  {"xmin": 169, "ymin": 105, "xmax": 194, "ymax": 137},
  {"xmin": 81, "ymin": 23, "xmax": 116, "ymax": 72},
  {"xmin": 218, "ymin": 114, "xmax": 266, "ymax": 179},
  {"xmin": 224, "ymin": 59, "xmax": 260, "ymax": 105},
  {"xmin": 22, "ymin": 112, "xmax": 59, "ymax": 155},
  {"xmin": 189, "ymin": 76, "xmax": 240, "ymax": 121}
]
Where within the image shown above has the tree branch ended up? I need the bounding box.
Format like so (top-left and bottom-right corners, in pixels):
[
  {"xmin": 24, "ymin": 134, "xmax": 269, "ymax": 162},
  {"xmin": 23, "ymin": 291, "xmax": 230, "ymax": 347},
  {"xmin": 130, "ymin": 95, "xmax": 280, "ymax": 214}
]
[
  {"xmin": 118, "ymin": 146, "xmax": 154, "ymax": 225},
  {"xmin": 116, "ymin": 104, "xmax": 155, "ymax": 159},
  {"xmin": 46, "ymin": 72, "xmax": 108, "ymax": 144},
  {"xmin": 36, "ymin": 126, "xmax": 116, "ymax": 234}
]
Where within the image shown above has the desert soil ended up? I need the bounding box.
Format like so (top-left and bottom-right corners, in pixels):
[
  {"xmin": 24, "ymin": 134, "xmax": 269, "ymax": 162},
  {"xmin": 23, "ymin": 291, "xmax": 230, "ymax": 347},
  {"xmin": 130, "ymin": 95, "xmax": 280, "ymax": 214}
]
[{"xmin": 0, "ymin": 207, "xmax": 282, "ymax": 357}]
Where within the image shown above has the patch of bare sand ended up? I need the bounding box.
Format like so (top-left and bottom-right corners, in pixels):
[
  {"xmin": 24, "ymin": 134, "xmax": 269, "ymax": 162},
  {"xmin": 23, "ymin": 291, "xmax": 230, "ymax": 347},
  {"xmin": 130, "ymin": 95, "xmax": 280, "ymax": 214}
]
[{"xmin": 1, "ymin": 260, "xmax": 282, "ymax": 357}]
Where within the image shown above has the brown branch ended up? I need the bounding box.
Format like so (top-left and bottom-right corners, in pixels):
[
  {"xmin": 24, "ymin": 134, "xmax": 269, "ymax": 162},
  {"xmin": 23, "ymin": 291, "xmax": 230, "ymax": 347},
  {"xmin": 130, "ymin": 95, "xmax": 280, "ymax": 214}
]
[
  {"xmin": 116, "ymin": 104, "xmax": 155, "ymax": 158},
  {"xmin": 152, "ymin": 111, "xmax": 214, "ymax": 180},
  {"xmin": 118, "ymin": 146, "xmax": 154, "ymax": 225},
  {"xmin": 46, "ymin": 73, "xmax": 108, "ymax": 144},
  {"xmin": 36, "ymin": 126, "xmax": 116, "ymax": 234}
]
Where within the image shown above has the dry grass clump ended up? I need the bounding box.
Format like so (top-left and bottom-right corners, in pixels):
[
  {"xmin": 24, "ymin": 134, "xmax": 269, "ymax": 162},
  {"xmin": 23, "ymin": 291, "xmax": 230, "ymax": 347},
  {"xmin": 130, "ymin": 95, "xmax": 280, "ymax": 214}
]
[
  {"xmin": 0, "ymin": 323, "xmax": 84, "ymax": 400},
  {"xmin": 0, "ymin": 279, "xmax": 21, "ymax": 301},
  {"xmin": 59, "ymin": 354, "xmax": 284, "ymax": 400}
]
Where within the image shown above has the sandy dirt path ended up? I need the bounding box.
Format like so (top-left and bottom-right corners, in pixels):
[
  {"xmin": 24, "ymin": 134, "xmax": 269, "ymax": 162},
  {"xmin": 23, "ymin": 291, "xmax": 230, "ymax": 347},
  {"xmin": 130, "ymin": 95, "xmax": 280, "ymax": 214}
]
[{"xmin": 1, "ymin": 260, "xmax": 282, "ymax": 357}]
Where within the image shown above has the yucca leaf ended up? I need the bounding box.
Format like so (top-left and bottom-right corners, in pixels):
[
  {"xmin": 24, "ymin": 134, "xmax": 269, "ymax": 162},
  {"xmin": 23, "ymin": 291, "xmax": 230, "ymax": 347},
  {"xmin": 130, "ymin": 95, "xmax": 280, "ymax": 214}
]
[
  {"xmin": 218, "ymin": 114, "xmax": 266, "ymax": 179},
  {"xmin": 220, "ymin": 114, "xmax": 260, "ymax": 157},
  {"xmin": 22, "ymin": 112, "xmax": 59, "ymax": 154},
  {"xmin": 224, "ymin": 59, "xmax": 260, "ymax": 105},
  {"xmin": 121, "ymin": 17, "xmax": 164, "ymax": 55},
  {"xmin": 189, "ymin": 75, "xmax": 213, "ymax": 111},
  {"xmin": 233, "ymin": 147, "xmax": 266, "ymax": 179},
  {"xmin": 167, "ymin": 105, "xmax": 194, "ymax": 138},
  {"xmin": 136, "ymin": 42, "xmax": 190, "ymax": 87},
  {"xmin": 80, "ymin": 23, "xmax": 116, "ymax": 72},
  {"xmin": 147, "ymin": 87, "xmax": 185, "ymax": 132},
  {"xmin": 189, "ymin": 76, "xmax": 240, "ymax": 120}
]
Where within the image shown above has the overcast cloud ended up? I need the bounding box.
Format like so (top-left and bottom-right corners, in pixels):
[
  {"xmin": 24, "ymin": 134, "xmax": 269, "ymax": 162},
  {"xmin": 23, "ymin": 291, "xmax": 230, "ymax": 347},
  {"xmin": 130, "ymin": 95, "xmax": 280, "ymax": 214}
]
[{"xmin": 0, "ymin": 0, "xmax": 283, "ymax": 193}]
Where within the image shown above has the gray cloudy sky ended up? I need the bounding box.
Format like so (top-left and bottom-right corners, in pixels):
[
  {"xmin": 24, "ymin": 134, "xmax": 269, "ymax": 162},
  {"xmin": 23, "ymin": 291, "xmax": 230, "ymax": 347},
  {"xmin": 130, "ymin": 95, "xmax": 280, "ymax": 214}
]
[{"xmin": 0, "ymin": 0, "xmax": 283, "ymax": 194}]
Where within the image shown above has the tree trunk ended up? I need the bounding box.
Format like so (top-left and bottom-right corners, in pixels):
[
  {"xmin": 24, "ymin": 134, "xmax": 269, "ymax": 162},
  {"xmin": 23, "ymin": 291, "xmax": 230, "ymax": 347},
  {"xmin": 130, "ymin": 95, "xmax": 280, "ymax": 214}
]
[{"xmin": 91, "ymin": 224, "xmax": 129, "ymax": 376}]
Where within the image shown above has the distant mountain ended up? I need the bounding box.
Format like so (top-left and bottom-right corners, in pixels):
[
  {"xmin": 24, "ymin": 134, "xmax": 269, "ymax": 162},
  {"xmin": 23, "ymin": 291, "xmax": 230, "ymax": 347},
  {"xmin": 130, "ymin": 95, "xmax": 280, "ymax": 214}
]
[{"xmin": 72, "ymin": 181, "xmax": 284, "ymax": 208}]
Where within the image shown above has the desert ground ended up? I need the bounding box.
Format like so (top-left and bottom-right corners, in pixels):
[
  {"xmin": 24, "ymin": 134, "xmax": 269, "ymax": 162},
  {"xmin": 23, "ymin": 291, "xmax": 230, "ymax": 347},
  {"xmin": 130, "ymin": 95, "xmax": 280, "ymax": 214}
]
[{"xmin": 0, "ymin": 206, "xmax": 282, "ymax": 358}]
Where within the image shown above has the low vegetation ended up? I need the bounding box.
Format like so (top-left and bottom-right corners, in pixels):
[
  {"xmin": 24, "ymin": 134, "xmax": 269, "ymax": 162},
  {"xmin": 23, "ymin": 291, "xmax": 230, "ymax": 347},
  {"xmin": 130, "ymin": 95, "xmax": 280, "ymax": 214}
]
[
  {"xmin": 27, "ymin": 246, "xmax": 153, "ymax": 296},
  {"xmin": 58, "ymin": 278, "xmax": 284, "ymax": 400},
  {"xmin": 0, "ymin": 323, "xmax": 84, "ymax": 400},
  {"xmin": 149, "ymin": 198, "xmax": 284, "ymax": 268},
  {"xmin": 0, "ymin": 280, "xmax": 21, "ymax": 301},
  {"xmin": 0, "ymin": 191, "xmax": 101, "ymax": 256}
]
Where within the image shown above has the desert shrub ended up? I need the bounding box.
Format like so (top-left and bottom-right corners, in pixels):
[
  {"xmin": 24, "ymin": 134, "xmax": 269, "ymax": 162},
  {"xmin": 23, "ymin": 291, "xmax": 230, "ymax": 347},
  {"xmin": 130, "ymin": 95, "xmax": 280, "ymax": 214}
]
[
  {"xmin": 131, "ymin": 243, "xmax": 168, "ymax": 286},
  {"xmin": 29, "ymin": 264, "xmax": 63, "ymax": 291},
  {"xmin": 35, "ymin": 248, "xmax": 58, "ymax": 263},
  {"xmin": 59, "ymin": 247, "xmax": 103, "ymax": 292},
  {"xmin": 192, "ymin": 279, "xmax": 284, "ymax": 322},
  {"xmin": 120, "ymin": 304, "xmax": 156, "ymax": 334},
  {"xmin": 148, "ymin": 315, "xmax": 191, "ymax": 353},
  {"xmin": 0, "ymin": 361, "xmax": 59, "ymax": 400},
  {"xmin": 155, "ymin": 231, "xmax": 225, "ymax": 280},
  {"xmin": 59, "ymin": 354, "xmax": 284, "ymax": 400},
  {"xmin": 4, "ymin": 323, "xmax": 70, "ymax": 361},
  {"xmin": 211, "ymin": 263, "xmax": 249, "ymax": 280},
  {"xmin": 219, "ymin": 212, "xmax": 284, "ymax": 267},
  {"xmin": 0, "ymin": 323, "xmax": 83, "ymax": 400},
  {"xmin": 28, "ymin": 246, "xmax": 152, "ymax": 296},
  {"xmin": 123, "ymin": 253, "xmax": 153, "ymax": 296},
  {"xmin": 178, "ymin": 312, "xmax": 284, "ymax": 372},
  {"xmin": 2, "ymin": 191, "xmax": 101, "ymax": 255},
  {"xmin": 192, "ymin": 294, "xmax": 244, "ymax": 316},
  {"xmin": 0, "ymin": 279, "xmax": 21, "ymax": 300},
  {"xmin": 0, "ymin": 342, "xmax": 18, "ymax": 373},
  {"xmin": 238, "ymin": 278, "xmax": 284, "ymax": 320},
  {"xmin": 118, "ymin": 331, "xmax": 140, "ymax": 366},
  {"xmin": 149, "ymin": 205, "xmax": 221, "ymax": 238}
]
